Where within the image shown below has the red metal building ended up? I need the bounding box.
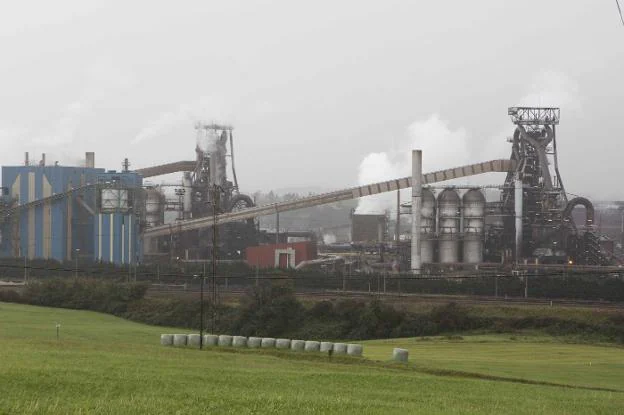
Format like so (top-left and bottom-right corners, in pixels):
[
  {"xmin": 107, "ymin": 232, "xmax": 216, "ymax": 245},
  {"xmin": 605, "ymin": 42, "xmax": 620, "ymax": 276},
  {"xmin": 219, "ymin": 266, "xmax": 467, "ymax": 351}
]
[{"xmin": 245, "ymin": 241, "xmax": 317, "ymax": 269}]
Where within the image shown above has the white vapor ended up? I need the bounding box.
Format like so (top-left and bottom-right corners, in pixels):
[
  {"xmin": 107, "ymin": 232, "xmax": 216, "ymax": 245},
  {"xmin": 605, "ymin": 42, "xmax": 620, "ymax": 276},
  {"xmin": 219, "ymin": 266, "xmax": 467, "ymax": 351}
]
[
  {"xmin": 132, "ymin": 97, "xmax": 232, "ymax": 145},
  {"xmin": 356, "ymin": 114, "xmax": 471, "ymax": 214},
  {"xmin": 355, "ymin": 69, "xmax": 582, "ymax": 214}
]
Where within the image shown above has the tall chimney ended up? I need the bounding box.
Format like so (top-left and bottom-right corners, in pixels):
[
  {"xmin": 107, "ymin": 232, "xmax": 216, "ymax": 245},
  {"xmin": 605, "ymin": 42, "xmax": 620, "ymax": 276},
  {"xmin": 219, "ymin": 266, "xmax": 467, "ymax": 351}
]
[
  {"xmin": 24, "ymin": 152, "xmax": 29, "ymax": 166},
  {"xmin": 411, "ymin": 150, "xmax": 422, "ymax": 274},
  {"xmin": 40, "ymin": 153, "xmax": 46, "ymax": 167},
  {"xmin": 85, "ymin": 152, "xmax": 95, "ymax": 168}
]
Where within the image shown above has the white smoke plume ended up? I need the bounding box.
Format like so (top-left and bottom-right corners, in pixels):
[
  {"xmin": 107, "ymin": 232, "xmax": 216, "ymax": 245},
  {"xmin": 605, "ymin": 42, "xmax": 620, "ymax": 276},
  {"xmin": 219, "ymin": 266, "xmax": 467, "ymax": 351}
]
[
  {"xmin": 355, "ymin": 70, "xmax": 581, "ymax": 214},
  {"xmin": 196, "ymin": 127, "xmax": 221, "ymax": 154},
  {"xmin": 355, "ymin": 114, "xmax": 472, "ymax": 214},
  {"xmin": 132, "ymin": 96, "xmax": 232, "ymax": 145}
]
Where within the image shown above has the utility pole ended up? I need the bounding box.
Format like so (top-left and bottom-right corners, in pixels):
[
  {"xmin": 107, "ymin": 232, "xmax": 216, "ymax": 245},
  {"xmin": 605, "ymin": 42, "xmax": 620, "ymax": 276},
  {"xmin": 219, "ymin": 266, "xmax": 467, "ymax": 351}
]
[
  {"xmin": 74, "ymin": 248, "xmax": 80, "ymax": 278},
  {"xmin": 23, "ymin": 255, "xmax": 27, "ymax": 282},
  {"xmin": 198, "ymin": 273, "xmax": 204, "ymax": 349},
  {"xmin": 211, "ymin": 184, "xmax": 221, "ymax": 334}
]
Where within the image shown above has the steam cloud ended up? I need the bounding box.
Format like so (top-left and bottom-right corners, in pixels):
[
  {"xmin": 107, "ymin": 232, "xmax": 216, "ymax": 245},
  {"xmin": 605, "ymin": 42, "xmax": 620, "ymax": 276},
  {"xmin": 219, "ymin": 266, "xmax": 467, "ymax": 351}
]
[
  {"xmin": 355, "ymin": 70, "xmax": 581, "ymax": 214},
  {"xmin": 132, "ymin": 97, "xmax": 232, "ymax": 145},
  {"xmin": 355, "ymin": 114, "xmax": 471, "ymax": 214}
]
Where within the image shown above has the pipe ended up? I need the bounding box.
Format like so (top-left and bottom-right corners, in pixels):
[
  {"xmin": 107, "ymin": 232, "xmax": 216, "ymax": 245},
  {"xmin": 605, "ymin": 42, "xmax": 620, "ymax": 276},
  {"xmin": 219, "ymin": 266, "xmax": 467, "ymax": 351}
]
[
  {"xmin": 229, "ymin": 131, "xmax": 239, "ymax": 192},
  {"xmin": 144, "ymin": 159, "xmax": 517, "ymax": 238},
  {"xmin": 85, "ymin": 152, "xmax": 95, "ymax": 168},
  {"xmin": 24, "ymin": 152, "xmax": 29, "ymax": 166},
  {"xmin": 395, "ymin": 190, "xmax": 400, "ymax": 242},
  {"xmin": 411, "ymin": 150, "xmax": 422, "ymax": 274},
  {"xmin": 514, "ymin": 174, "xmax": 523, "ymax": 262}
]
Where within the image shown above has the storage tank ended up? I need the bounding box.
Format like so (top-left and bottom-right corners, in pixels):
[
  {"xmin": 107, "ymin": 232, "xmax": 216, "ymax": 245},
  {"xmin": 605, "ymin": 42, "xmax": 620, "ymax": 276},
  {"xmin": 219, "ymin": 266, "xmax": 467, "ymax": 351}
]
[
  {"xmin": 462, "ymin": 189, "xmax": 485, "ymax": 263},
  {"xmin": 420, "ymin": 188, "xmax": 436, "ymax": 263},
  {"xmin": 437, "ymin": 189, "xmax": 460, "ymax": 264},
  {"xmin": 182, "ymin": 172, "xmax": 193, "ymax": 218},
  {"xmin": 145, "ymin": 188, "xmax": 164, "ymax": 228}
]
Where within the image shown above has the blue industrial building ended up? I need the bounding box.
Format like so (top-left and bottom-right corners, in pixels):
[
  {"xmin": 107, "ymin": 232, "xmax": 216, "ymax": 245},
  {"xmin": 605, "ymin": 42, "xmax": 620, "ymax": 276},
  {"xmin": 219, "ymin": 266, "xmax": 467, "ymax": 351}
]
[{"xmin": 0, "ymin": 154, "xmax": 143, "ymax": 265}]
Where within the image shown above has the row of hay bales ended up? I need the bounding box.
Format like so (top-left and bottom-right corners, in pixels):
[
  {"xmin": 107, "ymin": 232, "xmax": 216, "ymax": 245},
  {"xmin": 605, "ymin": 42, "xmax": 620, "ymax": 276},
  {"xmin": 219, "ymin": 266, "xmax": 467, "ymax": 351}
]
[{"xmin": 160, "ymin": 334, "xmax": 364, "ymax": 357}]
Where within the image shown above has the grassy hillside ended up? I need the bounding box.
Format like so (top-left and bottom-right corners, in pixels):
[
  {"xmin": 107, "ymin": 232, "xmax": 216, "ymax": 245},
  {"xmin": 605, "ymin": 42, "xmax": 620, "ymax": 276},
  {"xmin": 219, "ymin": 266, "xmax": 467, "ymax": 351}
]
[{"xmin": 0, "ymin": 302, "xmax": 623, "ymax": 414}]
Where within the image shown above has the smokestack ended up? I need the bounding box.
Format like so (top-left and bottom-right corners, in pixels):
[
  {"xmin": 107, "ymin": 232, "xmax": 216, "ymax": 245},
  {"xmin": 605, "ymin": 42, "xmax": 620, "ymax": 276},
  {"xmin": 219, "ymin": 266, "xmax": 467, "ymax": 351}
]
[
  {"xmin": 411, "ymin": 150, "xmax": 422, "ymax": 274},
  {"xmin": 24, "ymin": 152, "xmax": 29, "ymax": 166},
  {"xmin": 40, "ymin": 153, "xmax": 46, "ymax": 167},
  {"xmin": 85, "ymin": 152, "xmax": 95, "ymax": 168}
]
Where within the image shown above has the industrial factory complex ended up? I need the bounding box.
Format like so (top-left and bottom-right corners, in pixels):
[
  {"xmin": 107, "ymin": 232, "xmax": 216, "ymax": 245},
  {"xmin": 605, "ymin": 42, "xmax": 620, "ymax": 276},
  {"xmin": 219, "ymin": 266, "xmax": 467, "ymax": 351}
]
[{"xmin": 0, "ymin": 108, "xmax": 621, "ymax": 274}]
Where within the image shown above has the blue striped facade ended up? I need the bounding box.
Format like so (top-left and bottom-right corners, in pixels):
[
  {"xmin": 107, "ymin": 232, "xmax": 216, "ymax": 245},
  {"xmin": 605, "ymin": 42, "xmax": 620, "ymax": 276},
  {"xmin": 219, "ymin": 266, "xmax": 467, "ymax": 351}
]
[
  {"xmin": 0, "ymin": 165, "xmax": 142, "ymax": 265},
  {"xmin": 93, "ymin": 213, "xmax": 141, "ymax": 265}
]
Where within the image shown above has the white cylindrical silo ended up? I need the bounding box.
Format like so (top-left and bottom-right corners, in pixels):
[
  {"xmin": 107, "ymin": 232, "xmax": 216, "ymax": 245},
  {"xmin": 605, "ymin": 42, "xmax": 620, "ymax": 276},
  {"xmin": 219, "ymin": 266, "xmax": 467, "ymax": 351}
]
[
  {"xmin": 160, "ymin": 334, "xmax": 174, "ymax": 346},
  {"xmin": 462, "ymin": 189, "xmax": 485, "ymax": 263},
  {"xmin": 145, "ymin": 188, "xmax": 164, "ymax": 228},
  {"xmin": 182, "ymin": 172, "xmax": 193, "ymax": 219},
  {"xmin": 421, "ymin": 188, "xmax": 436, "ymax": 264},
  {"xmin": 304, "ymin": 341, "xmax": 321, "ymax": 352},
  {"xmin": 232, "ymin": 336, "xmax": 247, "ymax": 348},
  {"xmin": 438, "ymin": 189, "xmax": 460, "ymax": 264},
  {"xmin": 247, "ymin": 337, "xmax": 262, "ymax": 348},
  {"xmin": 218, "ymin": 335, "xmax": 233, "ymax": 347},
  {"xmin": 261, "ymin": 338, "xmax": 276, "ymax": 348}
]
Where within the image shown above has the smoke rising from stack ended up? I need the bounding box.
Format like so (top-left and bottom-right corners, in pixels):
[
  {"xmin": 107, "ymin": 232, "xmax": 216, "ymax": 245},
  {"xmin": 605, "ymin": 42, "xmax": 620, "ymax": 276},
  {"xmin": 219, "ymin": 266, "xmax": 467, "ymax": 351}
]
[
  {"xmin": 132, "ymin": 97, "xmax": 232, "ymax": 145},
  {"xmin": 356, "ymin": 114, "xmax": 471, "ymax": 214},
  {"xmin": 355, "ymin": 70, "xmax": 582, "ymax": 214}
]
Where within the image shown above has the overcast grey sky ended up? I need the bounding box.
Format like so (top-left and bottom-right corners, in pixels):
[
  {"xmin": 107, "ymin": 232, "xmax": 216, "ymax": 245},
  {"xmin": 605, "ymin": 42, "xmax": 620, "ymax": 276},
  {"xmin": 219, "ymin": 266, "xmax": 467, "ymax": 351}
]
[{"xmin": 1, "ymin": 0, "xmax": 623, "ymax": 200}]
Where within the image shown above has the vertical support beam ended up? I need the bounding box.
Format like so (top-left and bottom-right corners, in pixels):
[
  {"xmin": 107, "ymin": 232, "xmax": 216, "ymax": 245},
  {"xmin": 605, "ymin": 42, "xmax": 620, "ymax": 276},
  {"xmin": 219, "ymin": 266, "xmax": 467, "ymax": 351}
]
[
  {"xmin": 411, "ymin": 150, "xmax": 422, "ymax": 274},
  {"xmin": 276, "ymin": 211, "xmax": 280, "ymax": 244},
  {"xmin": 395, "ymin": 190, "xmax": 400, "ymax": 242},
  {"xmin": 514, "ymin": 174, "xmax": 523, "ymax": 263}
]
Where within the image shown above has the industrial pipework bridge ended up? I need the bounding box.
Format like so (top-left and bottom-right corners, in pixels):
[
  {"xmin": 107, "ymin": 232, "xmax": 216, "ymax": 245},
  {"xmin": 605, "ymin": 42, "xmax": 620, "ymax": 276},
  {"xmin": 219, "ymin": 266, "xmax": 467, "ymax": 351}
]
[{"xmin": 144, "ymin": 159, "xmax": 516, "ymax": 238}]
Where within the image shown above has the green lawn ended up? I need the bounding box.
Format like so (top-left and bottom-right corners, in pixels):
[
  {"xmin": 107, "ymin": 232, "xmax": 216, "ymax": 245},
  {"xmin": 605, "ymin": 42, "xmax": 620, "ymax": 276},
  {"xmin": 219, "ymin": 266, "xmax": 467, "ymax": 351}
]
[
  {"xmin": 363, "ymin": 335, "xmax": 624, "ymax": 391},
  {"xmin": 1, "ymin": 302, "xmax": 623, "ymax": 414}
]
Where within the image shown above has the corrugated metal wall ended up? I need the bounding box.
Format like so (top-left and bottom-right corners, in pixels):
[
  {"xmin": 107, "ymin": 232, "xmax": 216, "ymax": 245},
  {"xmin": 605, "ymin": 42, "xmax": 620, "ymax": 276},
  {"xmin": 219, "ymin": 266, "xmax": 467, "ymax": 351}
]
[
  {"xmin": 1, "ymin": 165, "xmax": 142, "ymax": 265},
  {"xmin": 93, "ymin": 213, "xmax": 140, "ymax": 265}
]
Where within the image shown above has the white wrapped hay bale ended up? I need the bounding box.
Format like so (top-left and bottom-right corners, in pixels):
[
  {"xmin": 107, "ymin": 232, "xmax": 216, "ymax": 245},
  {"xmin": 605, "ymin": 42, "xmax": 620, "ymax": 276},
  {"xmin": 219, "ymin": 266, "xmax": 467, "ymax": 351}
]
[
  {"xmin": 333, "ymin": 343, "xmax": 347, "ymax": 355},
  {"xmin": 187, "ymin": 334, "xmax": 201, "ymax": 347},
  {"xmin": 173, "ymin": 334, "xmax": 188, "ymax": 347},
  {"xmin": 275, "ymin": 339, "xmax": 291, "ymax": 349},
  {"xmin": 160, "ymin": 334, "xmax": 174, "ymax": 346},
  {"xmin": 218, "ymin": 335, "xmax": 233, "ymax": 347},
  {"xmin": 203, "ymin": 334, "xmax": 218, "ymax": 347},
  {"xmin": 247, "ymin": 337, "xmax": 262, "ymax": 348},
  {"xmin": 290, "ymin": 340, "xmax": 305, "ymax": 351},
  {"xmin": 261, "ymin": 337, "xmax": 276, "ymax": 348},
  {"xmin": 232, "ymin": 336, "xmax": 247, "ymax": 348},
  {"xmin": 304, "ymin": 341, "xmax": 321, "ymax": 352},
  {"xmin": 320, "ymin": 342, "xmax": 334, "ymax": 353},
  {"xmin": 347, "ymin": 344, "xmax": 363, "ymax": 357},
  {"xmin": 393, "ymin": 348, "xmax": 409, "ymax": 363}
]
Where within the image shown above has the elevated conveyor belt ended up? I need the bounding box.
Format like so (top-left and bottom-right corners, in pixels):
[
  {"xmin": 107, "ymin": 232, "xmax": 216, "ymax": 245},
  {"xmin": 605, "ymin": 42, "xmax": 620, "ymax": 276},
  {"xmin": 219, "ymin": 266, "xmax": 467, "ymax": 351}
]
[
  {"xmin": 135, "ymin": 161, "xmax": 196, "ymax": 178},
  {"xmin": 144, "ymin": 159, "xmax": 516, "ymax": 238}
]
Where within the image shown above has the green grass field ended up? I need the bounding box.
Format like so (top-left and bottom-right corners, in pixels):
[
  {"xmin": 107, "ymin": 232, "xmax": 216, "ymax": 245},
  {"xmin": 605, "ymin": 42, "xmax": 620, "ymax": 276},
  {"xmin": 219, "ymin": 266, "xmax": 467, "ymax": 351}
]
[{"xmin": 1, "ymin": 302, "xmax": 623, "ymax": 414}]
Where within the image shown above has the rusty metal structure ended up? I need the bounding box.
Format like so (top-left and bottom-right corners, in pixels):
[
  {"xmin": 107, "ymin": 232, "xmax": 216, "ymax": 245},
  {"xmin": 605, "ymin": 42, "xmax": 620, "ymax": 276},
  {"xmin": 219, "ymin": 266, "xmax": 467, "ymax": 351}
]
[{"xmin": 489, "ymin": 107, "xmax": 608, "ymax": 265}]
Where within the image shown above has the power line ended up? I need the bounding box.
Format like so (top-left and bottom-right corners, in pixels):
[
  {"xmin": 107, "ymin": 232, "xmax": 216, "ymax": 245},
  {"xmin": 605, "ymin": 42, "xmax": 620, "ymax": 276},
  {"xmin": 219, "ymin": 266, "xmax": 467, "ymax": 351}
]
[{"xmin": 617, "ymin": 0, "xmax": 624, "ymax": 26}]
